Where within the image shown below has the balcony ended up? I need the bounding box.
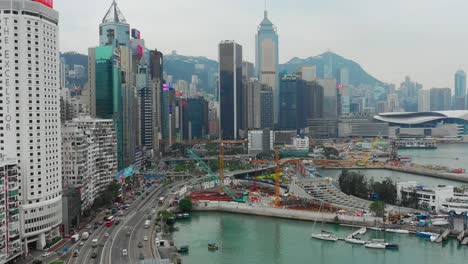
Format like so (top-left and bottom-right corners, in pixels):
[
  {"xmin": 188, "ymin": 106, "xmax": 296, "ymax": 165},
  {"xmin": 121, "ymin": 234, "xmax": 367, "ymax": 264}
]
[
  {"xmin": 8, "ymin": 209, "xmax": 18, "ymax": 216},
  {"xmin": 8, "ymin": 190, "xmax": 18, "ymax": 197}
]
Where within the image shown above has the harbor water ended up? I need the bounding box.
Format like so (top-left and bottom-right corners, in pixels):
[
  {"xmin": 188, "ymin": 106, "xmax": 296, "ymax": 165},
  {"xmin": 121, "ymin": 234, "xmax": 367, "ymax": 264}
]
[{"xmin": 174, "ymin": 212, "xmax": 468, "ymax": 264}]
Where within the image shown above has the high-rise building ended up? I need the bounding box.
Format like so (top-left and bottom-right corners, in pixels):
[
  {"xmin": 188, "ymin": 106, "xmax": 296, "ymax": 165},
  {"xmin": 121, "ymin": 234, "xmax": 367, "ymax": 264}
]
[
  {"xmin": 62, "ymin": 117, "xmax": 117, "ymax": 212},
  {"xmin": 260, "ymin": 87, "xmax": 274, "ymax": 129},
  {"xmin": 279, "ymin": 75, "xmax": 323, "ymax": 130},
  {"xmin": 247, "ymin": 129, "xmax": 274, "ymax": 155},
  {"xmin": 0, "ymin": 155, "xmax": 22, "ymax": 262},
  {"xmin": 256, "ymin": 10, "xmax": 279, "ymax": 124},
  {"xmin": 100, "ymin": 0, "xmax": 130, "ymax": 47},
  {"xmin": 182, "ymin": 97, "xmax": 209, "ymax": 140},
  {"xmin": 454, "ymin": 70, "xmax": 466, "ymax": 110},
  {"xmin": 89, "ymin": 46, "xmax": 124, "ymax": 168},
  {"xmin": 298, "ymin": 66, "xmax": 317, "ymax": 82},
  {"xmin": 387, "ymin": 93, "xmax": 402, "ymax": 112},
  {"xmin": 318, "ymin": 79, "xmax": 338, "ymax": 119},
  {"xmin": 243, "ymin": 79, "xmax": 270, "ymax": 129},
  {"xmin": 242, "ymin": 61, "xmax": 255, "ymax": 81},
  {"xmin": 339, "ymin": 67, "xmax": 350, "ymax": 86},
  {"xmin": 219, "ymin": 41, "xmax": 243, "ymax": 140},
  {"xmin": 430, "ymin": 88, "xmax": 452, "ymax": 111},
  {"xmin": 418, "ymin": 90, "xmax": 430, "ymax": 112},
  {"xmin": 455, "ymin": 70, "xmax": 466, "ymax": 97},
  {"xmin": 399, "ymin": 76, "xmax": 422, "ymax": 112},
  {"xmin": 0, "ymin": 0, "xmax": 62, "ymax": 250}
]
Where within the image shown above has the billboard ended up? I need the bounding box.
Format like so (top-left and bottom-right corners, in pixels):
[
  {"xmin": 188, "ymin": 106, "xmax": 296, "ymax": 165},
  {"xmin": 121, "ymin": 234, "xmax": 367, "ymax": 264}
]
[
  {"xmin": 137, "ymin": 45, "xmax": 143, "ymax": 58},
  {"xmin": 34, "ymin": 0, "xmax": 53, "ymax": 8},
  {"xmin": 131, "ymin": 29, "xmax": 141, "ymax": 39},
  {"xmin": 162, "ymin": 84, "xmax": 169, "ymax": 91}
]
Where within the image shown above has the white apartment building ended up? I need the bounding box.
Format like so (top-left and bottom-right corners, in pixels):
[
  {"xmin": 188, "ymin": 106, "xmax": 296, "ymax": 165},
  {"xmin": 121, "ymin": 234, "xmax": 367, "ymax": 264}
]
[
  {"xmin": 292, "ymin": 136, "xmax": 310, "ymax": 151},
  {"xmin": 0, "ymin": 1, "xmax": 62, "ymax": 251},
  {"xmin": 247, "ymin": 130, "xmax": 274, "ymax": 155},
  {"xmin": 0, "ymin": 155, "xmax": 22, "ymax": 263},
  {"xmin": 62, "ymin": 116, "xmax": 117, "ymax": 212},
  {"xmin": 397, "ymin": 181, "xmax": 454, "ymax": 212}
]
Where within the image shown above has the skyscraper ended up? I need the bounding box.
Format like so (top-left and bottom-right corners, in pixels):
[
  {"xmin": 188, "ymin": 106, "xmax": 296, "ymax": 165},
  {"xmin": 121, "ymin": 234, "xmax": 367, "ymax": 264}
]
[
  {"xmin": 256, "ymin": 10, "xmax": 279, "ymax": 124},
  {"xmin": 0, "ymin": 0, "xmax": 62, "ymax": 251},
  {"xmin": 454, "ymin": 70, "xmax": 466, "ymax": 110},
  {"xmin": 455, "ymin": 70, "xmax": 466, "ymax": 97},
  {"xmin": 430, "ymin": 88, "xmax": 452, "ymax": 111},
  {"xmin": 418, "ymin": 90, "xmax": 430, "ymax": 112},
  {"xmin": 100, "ymin": 0, "xmax": 130, "ymax": 47},
  {"xmin": 242, "ymin": 61, "xmax": 255, "ymax": 81},
  {"xmin": 219, "ymin": 41, "xmax": 243, "ymax": 140}
]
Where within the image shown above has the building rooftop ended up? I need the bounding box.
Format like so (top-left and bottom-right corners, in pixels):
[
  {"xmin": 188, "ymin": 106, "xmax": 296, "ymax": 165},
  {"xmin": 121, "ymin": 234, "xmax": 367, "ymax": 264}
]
[
  {"xmin": 374, "ymin": 110, "xmax": 468, "ymax": 124},
  {"xmin": 102, "ymin": 0, "xmax": 127, "ymax": 24}
]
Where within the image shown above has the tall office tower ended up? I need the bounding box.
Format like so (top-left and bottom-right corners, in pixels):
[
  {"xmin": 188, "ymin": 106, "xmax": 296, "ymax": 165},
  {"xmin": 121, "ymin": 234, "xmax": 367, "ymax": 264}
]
[
  {"xmin": 89, "ymin": 46, "xmax": 124, "ymax": 168},
  {"xmin": 318, "ymin": 79, "xmax": 338, "ymax": 119},
  {"xmin": 279, "ymin": 75, "xmax": 323, "ymax": 130},
  {"xmin": 256, "ymin": 10, "xmax": 279, "ymax": 124},
  {"xmin": 399, "ymin": 76, "xmax": 422, "ymax": 112},
  {"xmin": 182, "ymin": 97, "xmax": 209, "ymax": 140},
  {"xmin": 100, "ymin": 0, "xmax": 130, "ymax": 47},
  {"xmin": 454, "ymin": 70, "xmax": 466, "ymax": 110},
  {"xmin": 298, "ymin": 66, "xmax": 317, "ymax": 82},
  {"xmin": 243, "ymin": 79, "xmax": 267, "ymax": 129},
  {"xmin": 242, "ymin": 61, "xmax": 255, "ymax": 81},
  {"xmin": 62, "ymin": 117, "xmax": 117, "ymax": 212},
  {"xmin": 0, "ymin": 0, "xmax": 62, "ymax": 251},
  {"xmin": 455, "ymin": 70, "xmax": 466, "ymax": 97},
  {"xmin": 0, "ymin": 155, "xmax": 22, "ymax": 262},
  {"xmin": 339, "ymin": 67, "xmax": 350, "ymax": 86},
  {"xmin": 260, "ymin": 87, "xmax": 274, "ymax": 129},
  {"xmin": 219, "ymin": 41, "xmax": 243, "ymax": 140},
  {"xmin": 387, "ymin": 93, "xmax": 402, "ymax": 112},
  {"xmin": 149, "ymin": 50, "xmax": 163, "ymax": 159},
  {"xmin": 430, "ymin": 88, "xmax": 452, "ymax": 111},
  {"xmin": 418, "ymin": 90, "xmax": 430, "ymax": 112}
]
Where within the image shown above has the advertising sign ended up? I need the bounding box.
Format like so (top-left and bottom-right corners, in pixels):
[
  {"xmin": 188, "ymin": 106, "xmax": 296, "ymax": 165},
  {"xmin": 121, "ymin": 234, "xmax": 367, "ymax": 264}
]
[
  {"xmin": 137, "ymin": 45, "xmax": 143, "ymax": 58},
  {"xmin": 34, "ymin": 0, "xmax": 53, "ymax": 8},
  {"xmin": 131, "ymin": 29, "xmax": 141, "ymax": 39}
]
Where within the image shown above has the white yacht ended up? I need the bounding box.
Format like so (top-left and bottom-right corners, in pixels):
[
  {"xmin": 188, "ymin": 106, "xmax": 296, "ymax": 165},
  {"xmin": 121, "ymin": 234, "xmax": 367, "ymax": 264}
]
[{"xmin": 310, "ymin": 231, "xmax": 338, "ymax": 242}]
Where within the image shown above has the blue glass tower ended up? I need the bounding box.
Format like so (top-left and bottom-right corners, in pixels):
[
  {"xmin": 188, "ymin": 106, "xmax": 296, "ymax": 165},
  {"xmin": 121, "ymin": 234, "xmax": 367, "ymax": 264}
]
[{"xmin": 256, "ymin": 10, "xmax": 279, "ymax": 125}]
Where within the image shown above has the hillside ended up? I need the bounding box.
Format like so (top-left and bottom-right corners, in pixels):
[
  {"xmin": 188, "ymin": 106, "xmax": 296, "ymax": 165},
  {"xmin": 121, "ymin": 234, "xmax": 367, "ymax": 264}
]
[{"xmin": 279, "ymin": 52, "xmax": 383, "ymax": 86}]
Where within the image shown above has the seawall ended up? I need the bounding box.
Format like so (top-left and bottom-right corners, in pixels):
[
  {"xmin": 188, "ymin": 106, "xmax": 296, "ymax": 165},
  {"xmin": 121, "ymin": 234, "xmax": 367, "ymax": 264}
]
[{"xmin": 193, "ymin": 201, "xmax": 383, "ymax": 226}]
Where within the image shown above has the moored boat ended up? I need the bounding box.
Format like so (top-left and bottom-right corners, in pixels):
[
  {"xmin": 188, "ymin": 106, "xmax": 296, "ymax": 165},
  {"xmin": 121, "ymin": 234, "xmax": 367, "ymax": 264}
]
[
  {"xmin": 344, "ymin": 237, "xmax": 366, "ymax": 245},
  {"xmin": 416, "ymin": 232, "xmax": 438, "ymax": 238},
  {"xmin": 385, "ymin": 229, "xmax": 409, "ymax": 234},
  {"xmin": 310, "ymin": 231, "xmax": 338, "ymax": 242}
]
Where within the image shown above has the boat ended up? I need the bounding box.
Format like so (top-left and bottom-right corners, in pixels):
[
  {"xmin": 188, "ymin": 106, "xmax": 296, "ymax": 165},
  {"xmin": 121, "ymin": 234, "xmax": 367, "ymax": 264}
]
[
  {"xmin": 310, "ymin": 231, "xmax": 338, "ymax": 242},
  {"xmin": 385, "ymin": 229, "xmax": 409, "ymax": 234},
  {"xmin": 344, "ymin": 237, "xmax": 366, "ymax": 245},
  {"xmin": 416, "ymin": 232, "xmax": 439, "ymax": 238},
  {"xmin": 208, "ymin": 242, "xmax": 218, "ymax": 250},
  {"xmin": 369, "ymin": 227, "xmax": 382, "ymax": 231},
  {"xmin": 432, "ymin": 220, "xmax": 449, "ymax": 226},
  {"xmin": 365, "ymin": 239, "xmax": 386, "ymax": 249},
  {"xmin": 430, "ymin": 235, "xmax": 439, "ymax": 242},
  {"xmin": 365, "ymin": 239, "xmax": 399, "ymax": 249},
  {"xmin": 177, "ymin": 245, "xmax": 189, "ymax": 253}
]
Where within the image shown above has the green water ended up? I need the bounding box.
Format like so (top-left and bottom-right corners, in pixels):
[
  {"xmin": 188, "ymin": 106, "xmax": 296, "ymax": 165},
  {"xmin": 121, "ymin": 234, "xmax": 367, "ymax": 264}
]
[{"xmin": 174, "ymin": 212, "xmax": 467, "ymax": 264}]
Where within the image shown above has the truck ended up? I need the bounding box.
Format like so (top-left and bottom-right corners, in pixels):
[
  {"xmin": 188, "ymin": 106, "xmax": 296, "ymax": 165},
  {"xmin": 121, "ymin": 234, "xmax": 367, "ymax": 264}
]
[
  {"xmin": 91, "ymin": 239, "xmax": 98, "ymax": 248},
  {"xmin": 71, "ymin": 234, "xmax": 80, "ymax": 243},
  {"xmin": 81, "ymin": 232, "xmax": 89, "ymax": 240}
]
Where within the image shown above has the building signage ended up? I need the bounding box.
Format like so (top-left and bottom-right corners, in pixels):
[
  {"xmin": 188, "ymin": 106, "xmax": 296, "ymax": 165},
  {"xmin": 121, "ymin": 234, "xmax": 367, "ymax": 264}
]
[
  {"xmin": 2, "ymin": 17, "xmax": 16, "ymax": 155},
  {"xmin": 34, "ymin": 0, "xmax": 54, "ymax": 8},
  {"xmin": 137, "ymin": 45, "xmax": 143, "ymax": 58},
  {"xmin": 131, "ymin": 29, "xmax": 141, "ymax": 39}
]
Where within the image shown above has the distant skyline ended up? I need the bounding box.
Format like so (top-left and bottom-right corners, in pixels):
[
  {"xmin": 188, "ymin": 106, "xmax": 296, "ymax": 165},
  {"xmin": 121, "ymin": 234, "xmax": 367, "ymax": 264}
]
[{"xmin": 56, "ymin": 0, "xmax": 468, "ymax": 90}]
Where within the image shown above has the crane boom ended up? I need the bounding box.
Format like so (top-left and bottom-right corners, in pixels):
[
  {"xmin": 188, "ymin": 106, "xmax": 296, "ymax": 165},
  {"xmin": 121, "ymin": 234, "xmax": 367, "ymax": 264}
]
[{"xmin": 187, "ymin": 149, "xmax": 246, "ymax": 203}]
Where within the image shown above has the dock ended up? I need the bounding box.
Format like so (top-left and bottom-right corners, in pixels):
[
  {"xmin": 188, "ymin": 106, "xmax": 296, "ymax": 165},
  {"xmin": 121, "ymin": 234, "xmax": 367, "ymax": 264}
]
[
  {"xmin": 462, "ymin": 237, "xmax": 468, "ymax": 245},
  {"xmin": 457, "ymin": 230, "xmax": 465, "ymax": 243},
  {"xmin": 434, "ymin": 229, "xmax": 450, "ymax": 243}
]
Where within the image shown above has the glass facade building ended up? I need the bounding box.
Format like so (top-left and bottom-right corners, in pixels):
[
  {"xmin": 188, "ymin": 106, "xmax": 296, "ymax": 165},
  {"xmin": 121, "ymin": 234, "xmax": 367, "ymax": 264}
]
[
  {"xmin": 219, "ymin": 41, "xmax": 243, "ymax": 140},
  {"xmin": 94, "ymin": 46, "xmax": 124, "ymax": 168},
  {"xmin": 183, "ymin": 98, "xmax": 209, "ymax": 139}
]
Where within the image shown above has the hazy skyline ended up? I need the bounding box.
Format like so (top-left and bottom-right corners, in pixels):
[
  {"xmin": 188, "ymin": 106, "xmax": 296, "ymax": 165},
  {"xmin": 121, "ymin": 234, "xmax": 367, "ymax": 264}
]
[{"xmin": 56, "ymin": 0, "xmax": 468, "ymax": 90}]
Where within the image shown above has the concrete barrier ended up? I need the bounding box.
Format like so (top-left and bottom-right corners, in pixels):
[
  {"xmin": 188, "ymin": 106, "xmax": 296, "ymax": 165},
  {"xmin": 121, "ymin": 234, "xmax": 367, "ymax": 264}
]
[{"xmin": 193, "ymin": 201, "xmax": 383, "ymax": 225}]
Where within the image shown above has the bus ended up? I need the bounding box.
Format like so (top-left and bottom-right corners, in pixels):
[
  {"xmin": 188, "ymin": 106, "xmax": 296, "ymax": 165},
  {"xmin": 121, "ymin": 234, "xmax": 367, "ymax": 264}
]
[
  {"xmin": 158, "ymin": 197, "xmax": 165, "ymax": 205},
  {"xmin": 105, "ymin": 216, "xmax": 115, "ymax": 227},
  {"xmin": 144, "ymin": 220, "xmax": 150, "ymax": 229}
]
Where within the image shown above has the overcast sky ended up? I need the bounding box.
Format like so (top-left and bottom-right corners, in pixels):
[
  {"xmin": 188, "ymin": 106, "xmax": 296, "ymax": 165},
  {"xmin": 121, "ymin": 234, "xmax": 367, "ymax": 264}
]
[{"xmin": 55, "ymin": 0, "xmax": 468, "ymax": 90}]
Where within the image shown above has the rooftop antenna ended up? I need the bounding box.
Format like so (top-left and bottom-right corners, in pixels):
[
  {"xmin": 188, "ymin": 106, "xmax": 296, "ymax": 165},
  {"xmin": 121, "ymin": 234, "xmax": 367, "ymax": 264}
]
[{"xmin": 264, "ymin": 0, "xmax": 268, "ymax": 18}]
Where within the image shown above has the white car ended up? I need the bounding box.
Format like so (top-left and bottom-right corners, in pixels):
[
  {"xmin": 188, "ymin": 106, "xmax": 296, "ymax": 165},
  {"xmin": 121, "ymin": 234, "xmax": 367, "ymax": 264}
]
[
  {"xmin": 143, "ymin": 236, "xmax": 148, "ymax": 241},
  {"xmin": 79, "ymin": 241, "xmax": 85, "ymax": 246},
  {"xmin": 41, "ymin": 252, "xmax": 52, "ymax": 258},
  {"xmin": 122, "ymin": 249, "xmax": 128, "ymax": 256},
  {"xmin": 104, "ymin": 233, "xmax": 109, "ymax": 237}
]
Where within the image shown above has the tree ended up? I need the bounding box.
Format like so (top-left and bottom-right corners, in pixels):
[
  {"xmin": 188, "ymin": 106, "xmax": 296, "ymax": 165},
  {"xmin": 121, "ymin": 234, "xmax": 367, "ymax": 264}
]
[
  {"xmin": 339, "ymin": 170, "xmax": 369, "ymax": 199},
  {"xmin": 179, "ymin": 198, "xmax": 193, "ymax": 212},
  {"xmin": 323, "ymin": 147, "xmax": 339, "ymax": 159},
  {"xmin": 369, "ymin": 201, "xmax": 385, "ymax": 217},
  {"xmin": 370, "ymin": 177, "xmax": 397, "ymax": 204}
]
